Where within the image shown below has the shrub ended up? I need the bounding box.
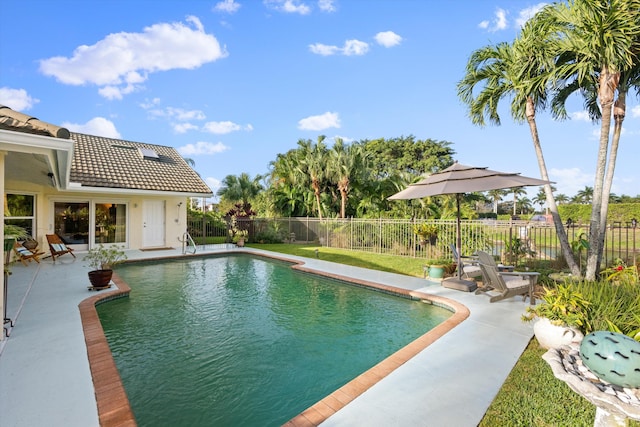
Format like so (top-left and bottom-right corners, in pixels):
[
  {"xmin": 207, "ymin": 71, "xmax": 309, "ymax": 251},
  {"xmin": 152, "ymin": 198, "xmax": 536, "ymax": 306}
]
[{"xmin": 572, "ymin": 280, "xmax": 640, "ymax": 340}]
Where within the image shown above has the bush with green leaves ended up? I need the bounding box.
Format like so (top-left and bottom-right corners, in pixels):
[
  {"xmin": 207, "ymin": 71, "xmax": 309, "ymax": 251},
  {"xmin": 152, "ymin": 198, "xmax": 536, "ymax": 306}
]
[
  {"xmin": 84, "ymin": 245, "xmax": 127, "ymax": 270},
  {"xmin": 522, "ymin": 285, "xmax": 591, "ymax": 332},
  {"xmin": 572, "ymin": 280, "xmax": 640, "ymax": 341}
]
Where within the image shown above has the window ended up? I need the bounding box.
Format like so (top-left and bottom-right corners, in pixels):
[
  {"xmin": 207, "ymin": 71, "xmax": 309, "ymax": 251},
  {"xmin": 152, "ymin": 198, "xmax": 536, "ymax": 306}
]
[
  {"xmin": 94, "ymin": 203, "xmax": 127, "ymax": 244},
  {"xmin": 4, "ymin": 194, "xmax": 35, "ymax": 237},
  {"xmin": 54, "ymin": 202, "xmax": 90, "ymax": 244}
]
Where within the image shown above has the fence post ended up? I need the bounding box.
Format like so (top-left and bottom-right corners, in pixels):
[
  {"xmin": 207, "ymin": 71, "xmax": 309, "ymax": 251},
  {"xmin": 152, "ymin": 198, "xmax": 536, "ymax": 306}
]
[{"xmin": 202, "ymin": 212, "xmax": 206, "ymax": 247}]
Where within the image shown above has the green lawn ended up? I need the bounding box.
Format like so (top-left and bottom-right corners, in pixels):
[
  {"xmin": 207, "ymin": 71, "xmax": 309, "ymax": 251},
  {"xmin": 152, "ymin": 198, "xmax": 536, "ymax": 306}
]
[{"xmin": 247, "ymin": 243, "xmax": 640, "ymax": 426}]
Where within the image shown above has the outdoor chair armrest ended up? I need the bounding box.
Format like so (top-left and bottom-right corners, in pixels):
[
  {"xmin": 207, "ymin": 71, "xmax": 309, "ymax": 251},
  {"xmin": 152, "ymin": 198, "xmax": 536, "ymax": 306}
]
[{"xmin": 499, "ymin": 271, "xmax": 540, "ymax": 286}]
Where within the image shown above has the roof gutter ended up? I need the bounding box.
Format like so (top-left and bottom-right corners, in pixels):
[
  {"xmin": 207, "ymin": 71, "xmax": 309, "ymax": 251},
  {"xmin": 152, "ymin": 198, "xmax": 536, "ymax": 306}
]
[{"xmin": 64, "ymin": 182, "xmax": 213, "ymax": 198}]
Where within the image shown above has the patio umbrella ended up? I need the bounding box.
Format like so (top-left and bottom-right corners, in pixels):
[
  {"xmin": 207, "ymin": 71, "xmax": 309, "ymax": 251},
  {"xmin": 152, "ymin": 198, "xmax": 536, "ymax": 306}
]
[{"xmin": 389, "ymin": 162, "xmax": 552, "ymax": 285}]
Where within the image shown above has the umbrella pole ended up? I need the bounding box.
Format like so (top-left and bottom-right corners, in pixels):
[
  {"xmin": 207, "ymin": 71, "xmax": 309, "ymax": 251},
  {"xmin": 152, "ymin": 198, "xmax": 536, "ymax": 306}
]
[
  {"xmin": 457, "ymin": 194, "xmax": 463, "ymax": 280},
  {"xmin": 442, "ymin": 194, "xmax": 477, "ymax": 292}
]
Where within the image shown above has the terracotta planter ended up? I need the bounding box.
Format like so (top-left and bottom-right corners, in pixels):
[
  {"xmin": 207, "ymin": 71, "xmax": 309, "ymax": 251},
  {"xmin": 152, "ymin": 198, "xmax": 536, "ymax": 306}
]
[
  {"xmin": 533, "ymin": 317, "xmax": 583, "ymax": 349},
  {"xmin": 236, "ymin": 239, "xmax": 245, "ymax": 247},
  {"xmin": 88, "ymin": 269, "xmax": 113, "ymax": 289}
]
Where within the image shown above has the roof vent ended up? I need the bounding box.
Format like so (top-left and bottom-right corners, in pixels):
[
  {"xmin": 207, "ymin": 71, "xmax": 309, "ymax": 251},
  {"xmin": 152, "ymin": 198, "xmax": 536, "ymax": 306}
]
[{"xmin": 138, "ymin": 147, "xmax": 159, "ymax": 159}]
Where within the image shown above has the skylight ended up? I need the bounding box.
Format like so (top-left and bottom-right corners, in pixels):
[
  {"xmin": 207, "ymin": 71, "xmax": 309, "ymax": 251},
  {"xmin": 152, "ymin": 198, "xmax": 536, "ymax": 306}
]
[{"xmin": 138, "ymin": 147, "xmax": 159, "ymax": 159}]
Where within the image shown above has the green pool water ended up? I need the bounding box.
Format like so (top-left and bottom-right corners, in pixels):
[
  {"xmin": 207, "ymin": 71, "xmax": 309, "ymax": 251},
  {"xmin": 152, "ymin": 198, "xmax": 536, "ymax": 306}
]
[{"xmin": 98, "ymin": 254, "xmax": 452, "ymax": 426}]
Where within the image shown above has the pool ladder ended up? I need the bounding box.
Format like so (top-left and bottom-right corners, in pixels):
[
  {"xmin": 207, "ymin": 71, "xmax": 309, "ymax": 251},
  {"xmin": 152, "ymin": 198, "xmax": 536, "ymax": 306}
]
[{"xmin": 181, "ymin": 231, "xmax": 197, "ymax": 255}]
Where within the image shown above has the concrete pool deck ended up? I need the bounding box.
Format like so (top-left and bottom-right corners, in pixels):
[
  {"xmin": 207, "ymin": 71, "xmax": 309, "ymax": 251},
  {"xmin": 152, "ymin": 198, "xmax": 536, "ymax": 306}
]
[{"xmin": 0, "ymin": 246, "xmax": 534, "ymax": 426}]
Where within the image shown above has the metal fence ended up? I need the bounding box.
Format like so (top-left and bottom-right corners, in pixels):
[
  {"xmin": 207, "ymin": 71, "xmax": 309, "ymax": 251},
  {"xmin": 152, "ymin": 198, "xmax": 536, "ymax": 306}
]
[{"xmin": 187, "ymin": 216, "xmax": 640, "ymax": 267}]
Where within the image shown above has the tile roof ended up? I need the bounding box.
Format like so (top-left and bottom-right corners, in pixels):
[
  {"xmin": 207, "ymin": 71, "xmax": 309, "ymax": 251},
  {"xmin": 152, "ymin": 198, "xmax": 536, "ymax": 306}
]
[
  {"xmin": 70, "ymin": 132, "xmax": 212, "ymax": 195},
  {"xmin": 0, "ymin": 104, "xmax": 212, "ymax": 195},
  {"xmin": 0, "ymin": 105, "xmax": 70, "ymax": 138}
]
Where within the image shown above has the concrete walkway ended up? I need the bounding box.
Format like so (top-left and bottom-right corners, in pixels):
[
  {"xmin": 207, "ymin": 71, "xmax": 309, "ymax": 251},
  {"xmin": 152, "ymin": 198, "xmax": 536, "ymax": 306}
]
[{"xmin": 0, "ymin": 246, "xmax": 534, "ymax": 426}]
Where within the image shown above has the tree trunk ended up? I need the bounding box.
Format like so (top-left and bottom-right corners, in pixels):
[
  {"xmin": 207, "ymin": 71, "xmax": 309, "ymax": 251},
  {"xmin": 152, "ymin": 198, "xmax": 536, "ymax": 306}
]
[
  {"xmin": 312, "ymin": 179, "xmax": 323, "ymax": 220},
  {"xmin": 525, "ymin": 97, "xmax": 580, "ymax": 275},
  {"xmin": 596, "ymin": 91, "xmax": 625, "ymax": 269},
  {"xmin": 585, "ymin": 69, "xmax": 618, "ymax": 280}
]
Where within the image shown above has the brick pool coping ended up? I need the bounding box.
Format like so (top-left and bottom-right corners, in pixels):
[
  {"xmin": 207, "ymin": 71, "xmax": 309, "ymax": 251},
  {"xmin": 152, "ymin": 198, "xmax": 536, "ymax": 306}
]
[{"xmin": 78, "ymin": 251, "xmax": 469, "ymax": 427}]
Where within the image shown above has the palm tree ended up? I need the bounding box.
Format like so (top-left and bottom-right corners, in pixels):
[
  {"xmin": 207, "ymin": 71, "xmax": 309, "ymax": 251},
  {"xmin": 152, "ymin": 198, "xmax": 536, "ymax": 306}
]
[
  {"xmin": 216, "ymin": 173, "xmax": 264, "ymax": 207},
  {"xmin": 327, "ymin": 138, "xmax": 368, "ymax": 218},
  {"xmin": 533, "ymin": 188, "xmax": 547, "ymax": 213},
  {"xmin": 538, "ymin": 0, "xmax": 640, "ymax": 279},
  {"xmin": 511, "ymin": 187, "xmax": 528, "ymax": 216},
  {"xmin": 298, "ymin": 136, "xmax": 328, "ymax": 219},
  {"xmin": 575, "ymin": 186, "xmax": 593, "ymax": 205},
  {"xmin": 487, "ymin": 189, "xmax": 506, "ymax": 215},
  {"xmin": 518, "ymin": 197, "xmax": 533, "ymax": 215},
  {"xmin": 555, "ymin": 193, "xmax": 569, "ymax": 205},
  {"xmin": 457, "ymin": 17, "xmax": 581, "ymax": 275}
]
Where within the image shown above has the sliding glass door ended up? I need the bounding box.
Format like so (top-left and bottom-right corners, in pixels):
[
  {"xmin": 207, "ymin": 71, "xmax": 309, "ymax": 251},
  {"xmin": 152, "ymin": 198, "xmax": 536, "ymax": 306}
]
[{"xmin": 53, "ymin": 201, "xmax": 128, "ymax": 249}]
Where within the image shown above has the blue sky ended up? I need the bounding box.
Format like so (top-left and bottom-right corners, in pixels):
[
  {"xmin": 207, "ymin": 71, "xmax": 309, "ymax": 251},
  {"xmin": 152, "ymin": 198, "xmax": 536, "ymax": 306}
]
[{"xmin": 1, "ymin": 0, "xmax": 638, "ymax": 202}]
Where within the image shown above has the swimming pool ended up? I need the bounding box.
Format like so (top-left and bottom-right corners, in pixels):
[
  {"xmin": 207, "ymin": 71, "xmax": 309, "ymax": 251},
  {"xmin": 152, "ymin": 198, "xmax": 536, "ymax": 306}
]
[{"xmin": 98, "ymin": 254, "xmax": 452, "ymax": 426}]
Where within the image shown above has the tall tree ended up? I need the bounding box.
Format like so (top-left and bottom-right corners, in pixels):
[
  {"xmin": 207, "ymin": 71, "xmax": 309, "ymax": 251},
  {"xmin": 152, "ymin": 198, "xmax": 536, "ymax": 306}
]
[
  {"xmin": 362, "ymin": 136, "xmax": 454, "ymax": 178},
  {"xmin": 575, "ymin": 186, "xmax": 593, "ymax": 205},
  {"xmin": 216, "ymin": 172, "xmax": 264, "ymax": 207},
  {"xmin": 457, "ymin": 18, "xmax": 581, "ymax": 275},
  {"xmin": 487, "ymin": 189, "xmax": 507, "ymax": 214},
  {"xmin": 297, "ymin": 136, "xmax": 328, "ymax": 219},
  {"xmin": 533, "ymin": 188, "xmax": 547, "ymax": 213},
  {"xmin": 328, "ymin": 138, "xmax": 369, "ymax": 218},
  {"xmin": 511, "ymin": 187, "xmax": 528, "ymax": 216},
  {"xmin": 540, "ymin": 0, "xmax": 640, "ymax": 279}
]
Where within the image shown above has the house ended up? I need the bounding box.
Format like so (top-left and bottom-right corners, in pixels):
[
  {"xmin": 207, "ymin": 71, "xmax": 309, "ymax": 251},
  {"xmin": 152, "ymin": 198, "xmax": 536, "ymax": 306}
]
[{"xmin": 1, "ymin": 104, "xmax": 212, "ymax": 256}]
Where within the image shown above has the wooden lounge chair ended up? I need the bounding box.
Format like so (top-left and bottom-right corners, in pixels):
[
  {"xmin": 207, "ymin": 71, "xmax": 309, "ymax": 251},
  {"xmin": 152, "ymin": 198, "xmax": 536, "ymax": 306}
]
[
  {"xmin": 13, "ymin": 241, "xmax": 44, "ymax": 266},
  {"xmin": 46, "ymin": 234, "xmax": 76, "ymax": 263},
  {"xmin": 475, "ymin": 251, "xmax": 538, "ymax": 304},
  {"xmin": 449, "ymin": 243, "xmax": 483, "ymax": 279}
]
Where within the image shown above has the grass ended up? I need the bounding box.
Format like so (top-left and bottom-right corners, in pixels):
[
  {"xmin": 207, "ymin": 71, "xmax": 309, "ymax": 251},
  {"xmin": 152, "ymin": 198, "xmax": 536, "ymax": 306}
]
[{"xmin": 247, "ymin": 242, "xmax": 640, "ymax": 426}]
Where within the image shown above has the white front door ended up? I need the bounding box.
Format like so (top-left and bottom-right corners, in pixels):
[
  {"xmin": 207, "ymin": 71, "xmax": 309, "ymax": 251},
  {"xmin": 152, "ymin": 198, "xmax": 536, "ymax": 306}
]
[{"xmin": 142, "ymin": 200, "xmax": 165, "ymax": 248}]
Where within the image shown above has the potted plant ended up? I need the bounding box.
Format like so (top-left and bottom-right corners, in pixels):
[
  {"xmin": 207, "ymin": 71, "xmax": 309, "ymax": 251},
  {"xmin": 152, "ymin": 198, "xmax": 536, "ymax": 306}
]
[
  {"xmin": 84, "ymin": 244, "xmax": 127, "ymax": 290},
  {"xmin": 426, "ymin": 259, "xmax": 451, "ymax": 280},
  {"xmin": 232, "ymin": 229, "xmax": 248, "ymax": 247},
  {"xmin": 413, "ymin": 223, "xmax": 438, "ymax": 246},
  {"xmin": 522, "ymin": 284, "xmax": 591, "ymax": 349}
]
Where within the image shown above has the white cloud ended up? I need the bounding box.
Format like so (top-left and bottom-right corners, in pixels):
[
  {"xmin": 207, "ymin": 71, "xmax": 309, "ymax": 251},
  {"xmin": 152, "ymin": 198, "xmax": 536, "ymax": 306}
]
[
  {"xmin": 265, "ymin": 0, "xmax": 311, "ymax": 15},
  {"xmin": 318, "ymin": 0, "xmax": 336, "ymax": 12},
  {"xmin": 549, "ymin": 167, "xmax": 593, "ymax": 197},
  {"xmin": 309, "ymin": 39, "xmax": 369, "ymax": 56},
  {"xmin": 172, "ymin": 108, "xmax": 206, "ymax": 121},
  {"xmin": 481, "ymin": 8, "xmax": 508, "ymax": 32},
  {"xmin": 298, "ymin": 111, "xmax": 340, "ymax": 130},
  {"xmin": 570, "ymin": 111, "xmax": 591, "ymax": 122},
  {"xmin": 632, "ymin": 105, "xmax": 640, "ymax": 118},
  {"xmin": 374, "ymin": 31, "xmax": 402, "ymax": 48},
  {"xmin": 214, "ymin": 0, "xmax": 241, "ymax": 13},
  {"xmin": 309, "ymin": 43, "xmax": 340, "ymax": 56},
  {"xmin": 173, "ymin": 123, "xmax": 199, "ymax": 133},
  {"xmin": 515, "ymin": 3, "xmax": 547, "ymax": 27},
  {"xmin": 39, "ymin": 16, "xmax": 227, "ymax": 100},
  {"xmin": 140, "ymin": 102, "xmax": 207, "ymax": 132},
  {"xmin": 206, "ymin": 177, "xmax": 222, "ymax": 196},
  {"xmin": 343, "ymin": 39, "xmax": 369, "ymax": 56},
  {"xmin": 139, "ymin": 98, "xmax": 161, "ymax": 109},
  {"xmin": 178, "ymin": 141, "xmax": 229, "ymax": 155},
  {"xmin": 0, "ymin": 87, "xmax": 39, "ymax": 111},
  {"xmin": 202, "ymin": 120, "xmax": 252, "ymax": 134},
  {"xmin": 62, "ymin": 117, "xmax": 121, "ymax": 138}
]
